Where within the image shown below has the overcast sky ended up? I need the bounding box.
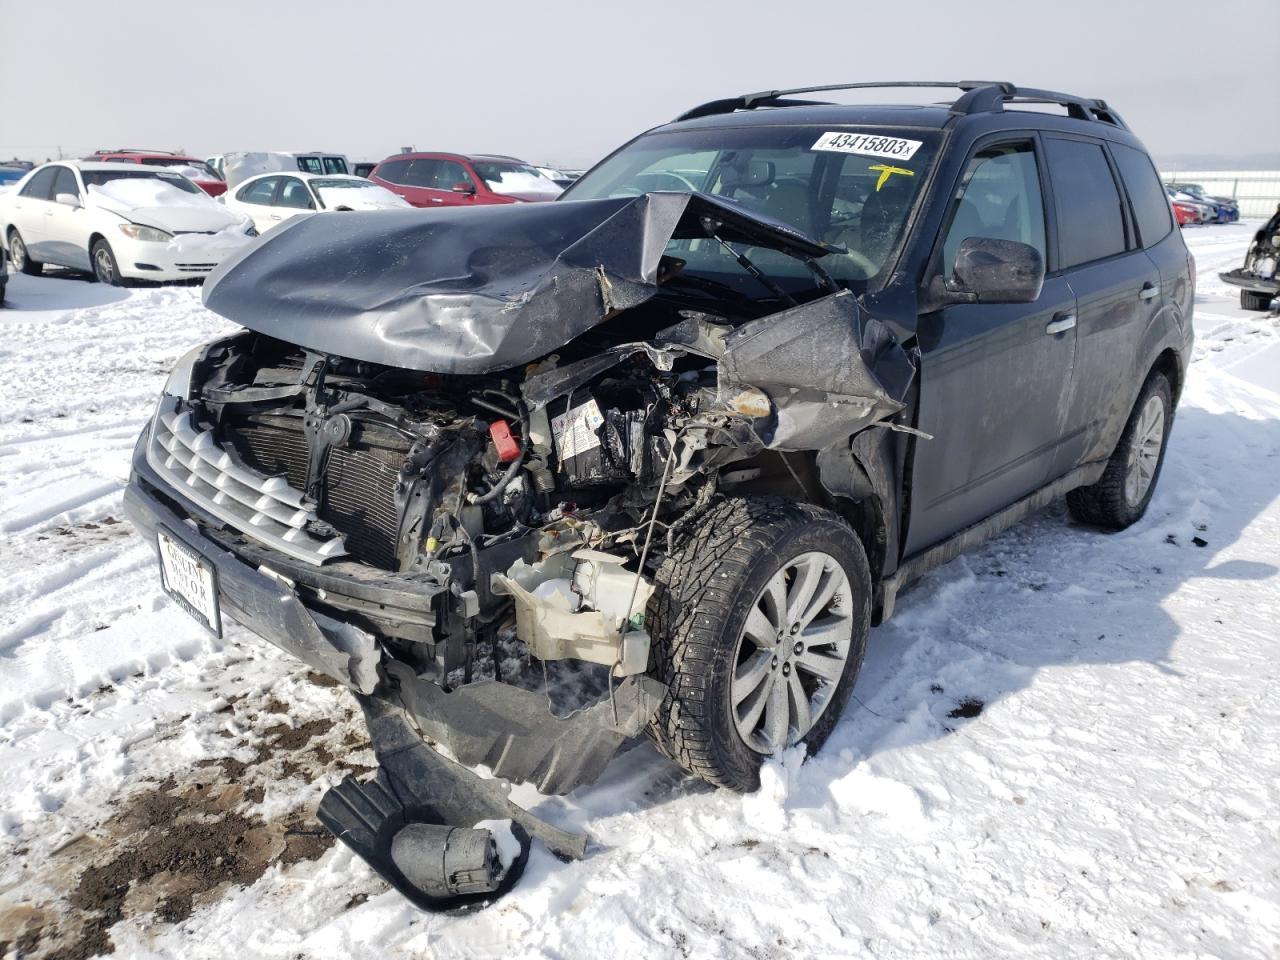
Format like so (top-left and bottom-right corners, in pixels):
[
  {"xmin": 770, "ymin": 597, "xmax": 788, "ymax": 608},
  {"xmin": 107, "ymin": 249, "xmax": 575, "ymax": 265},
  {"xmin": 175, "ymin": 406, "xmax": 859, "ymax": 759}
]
[{"xmin": 2, "ymin": 0, "xmax": 1277, "ymax": 169}]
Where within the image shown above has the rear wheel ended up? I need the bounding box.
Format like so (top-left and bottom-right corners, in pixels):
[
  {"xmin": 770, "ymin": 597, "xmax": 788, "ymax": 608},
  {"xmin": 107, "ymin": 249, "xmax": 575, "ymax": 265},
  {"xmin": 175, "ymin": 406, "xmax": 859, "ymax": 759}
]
[
  {"xmin": 646, "ymin": 496, "xmax": 871, "ymax": 791},
  {"xmin": 91, "ymin": 239, "xmax": 125, "ymax": 286},
  {"xmin": 8, "ymin": 230, "xmax": 42, "ymax": 276},
  {"xmin": 1067, "ymin": 371, "xmax": 1173, "ymax": 530},
  {"xmin": 1241, "ymin": 289, "xmax": 1273, "ymax": 311}
]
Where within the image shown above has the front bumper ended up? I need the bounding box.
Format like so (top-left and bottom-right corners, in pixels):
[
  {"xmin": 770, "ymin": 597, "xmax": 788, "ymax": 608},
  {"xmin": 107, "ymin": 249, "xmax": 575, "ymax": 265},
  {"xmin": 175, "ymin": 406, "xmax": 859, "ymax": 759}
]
[
  {"xmin": 126, "ymin": 423, "xmax": 664, "ymax": 796},
  {"xmin": 116, "ymin": 231, "xmax": 254, "ymax": 282}
]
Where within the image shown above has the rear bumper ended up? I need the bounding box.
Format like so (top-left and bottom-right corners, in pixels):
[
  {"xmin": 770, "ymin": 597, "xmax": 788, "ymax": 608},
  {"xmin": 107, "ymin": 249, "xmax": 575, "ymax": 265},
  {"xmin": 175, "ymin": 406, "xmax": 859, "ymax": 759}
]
[{"xmin": 1219, "ymin": 269, "xmax": 1280, "ymax": 296}]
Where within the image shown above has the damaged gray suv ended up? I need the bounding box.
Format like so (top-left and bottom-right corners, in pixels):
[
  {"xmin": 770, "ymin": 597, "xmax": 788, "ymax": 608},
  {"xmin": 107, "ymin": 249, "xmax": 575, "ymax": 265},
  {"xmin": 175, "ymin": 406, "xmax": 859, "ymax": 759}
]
[{"xmin": 126, "ymin": 81, "xmax": 1194, "ymax": 907}]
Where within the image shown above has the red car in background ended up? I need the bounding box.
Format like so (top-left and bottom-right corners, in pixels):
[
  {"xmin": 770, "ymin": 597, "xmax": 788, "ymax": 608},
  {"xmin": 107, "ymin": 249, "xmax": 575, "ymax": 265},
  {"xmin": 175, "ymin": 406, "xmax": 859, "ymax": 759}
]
[
  {"xmin": 1171, "ymin": 199, "xmax": 1200, "ymax": 227},
  {"xmin": 88, "ymin": 150, "xmax": 227, "ymax": 196},
  {"xmin": 369, "ymin": 153, "xmax": 561, "ymax": 208}
]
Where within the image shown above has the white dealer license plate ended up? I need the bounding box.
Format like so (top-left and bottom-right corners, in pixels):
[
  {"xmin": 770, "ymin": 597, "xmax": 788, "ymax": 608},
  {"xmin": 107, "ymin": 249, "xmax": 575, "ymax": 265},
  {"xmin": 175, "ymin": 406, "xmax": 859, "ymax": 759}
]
[{"xmin": 157, "ymin": 526, "xmax": 222, "ymax": 636}]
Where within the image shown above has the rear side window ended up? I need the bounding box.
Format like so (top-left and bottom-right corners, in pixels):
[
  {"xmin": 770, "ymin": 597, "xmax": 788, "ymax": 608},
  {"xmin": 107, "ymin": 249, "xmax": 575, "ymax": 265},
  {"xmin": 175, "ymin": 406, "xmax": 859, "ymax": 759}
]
[
  {"xmin": 1044, "ymin": 138, "xmax": 1128, "ymax": 269},
  {"xmin": 1110, "ymin": 143, "xmax": 1173, "ymax": 247},
  {"xmin": 20, "ymin": 167, "xmax": 58, "ymax": 200},
  {"xmin": 376, "ymin": 159, "xmax": 410, "ymax": 184},
  {"xmin": 322, "ymin": 157, "xmax": 347, "ymax": 175},
  {"xmin": 297, "ymin": 157, "xmax": 323, "ymax": 175}
]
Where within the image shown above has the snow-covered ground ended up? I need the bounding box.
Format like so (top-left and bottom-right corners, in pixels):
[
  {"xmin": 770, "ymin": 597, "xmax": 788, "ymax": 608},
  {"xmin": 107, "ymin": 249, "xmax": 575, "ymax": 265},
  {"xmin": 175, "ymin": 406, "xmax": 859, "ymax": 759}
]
[{"xmin": 1, "ymin": 224, "xmax": 1277, "ymax": 959}]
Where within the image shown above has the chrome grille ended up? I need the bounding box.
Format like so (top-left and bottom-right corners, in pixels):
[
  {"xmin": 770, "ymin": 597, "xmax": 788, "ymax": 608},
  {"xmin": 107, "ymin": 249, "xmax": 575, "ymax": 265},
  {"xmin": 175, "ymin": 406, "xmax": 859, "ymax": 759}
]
[{"xmin": 145, "ymin": 396, "xmax": 346, "ymax": 565}]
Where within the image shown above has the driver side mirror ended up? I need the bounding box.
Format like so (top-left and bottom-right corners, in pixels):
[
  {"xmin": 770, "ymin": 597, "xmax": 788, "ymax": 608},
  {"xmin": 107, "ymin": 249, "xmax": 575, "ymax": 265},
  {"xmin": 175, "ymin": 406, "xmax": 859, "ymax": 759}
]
[
  {"xmin": 451, "ymin": 182, "xmax": 475, "ymax": 195},
  {"xmin": 940, "ymin": 236, "xmax": 1044, "ymax": 305},
  {"xmin": 55, "ymin": 192, "xmax": 82, "ymax": 208}
]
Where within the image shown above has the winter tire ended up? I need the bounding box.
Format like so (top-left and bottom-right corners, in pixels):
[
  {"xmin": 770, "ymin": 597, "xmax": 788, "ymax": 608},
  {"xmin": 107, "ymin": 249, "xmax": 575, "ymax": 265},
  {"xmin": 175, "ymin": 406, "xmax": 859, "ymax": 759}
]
[
  {"xmin": 1067, "ymin": 371, "xmax": 1173, "ymax": 530},
  {"xmin": 646, "ymin": 496, "xmax": 871, "ymax": 792},
  {"xmin": 1240, "ymin": 289, "xmax": 1272, "ymax": 311},
  {"xmin": 91, "ymin": 238, "xmax": 124, "ymax": 286},
  {"xmin": 8, "ymin": 230, "xmax": 42, "ymax": 276}
]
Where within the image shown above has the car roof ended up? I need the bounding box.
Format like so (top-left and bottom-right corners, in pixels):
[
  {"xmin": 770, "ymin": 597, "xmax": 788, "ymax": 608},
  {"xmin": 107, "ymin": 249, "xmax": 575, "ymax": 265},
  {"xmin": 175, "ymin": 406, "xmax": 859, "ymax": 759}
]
[
  {"xmin": 239, "ymin": 171, "xmax": 366, "ymax": 184},
  {"xmin": 378, "ymin": 152, "xmax": 530, "ymax": 165},
  {"xmin": 95, "ymin": 151, "xmax": 204, "ymax": 161},
  {"xmin": 44, "ymin": 160, "xmax": 178, "ymax": 173}
]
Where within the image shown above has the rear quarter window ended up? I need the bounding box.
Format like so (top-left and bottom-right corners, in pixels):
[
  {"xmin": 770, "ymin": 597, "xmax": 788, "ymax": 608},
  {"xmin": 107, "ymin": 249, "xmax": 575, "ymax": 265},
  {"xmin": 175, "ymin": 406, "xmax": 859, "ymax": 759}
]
[
  {"xmin": 1110, "ymin": 142, "xmax": 1173, "ymax": 247},
  {"xmin": 1044, "ymin": 138, "xmax": 1128, "ymax": 269}
]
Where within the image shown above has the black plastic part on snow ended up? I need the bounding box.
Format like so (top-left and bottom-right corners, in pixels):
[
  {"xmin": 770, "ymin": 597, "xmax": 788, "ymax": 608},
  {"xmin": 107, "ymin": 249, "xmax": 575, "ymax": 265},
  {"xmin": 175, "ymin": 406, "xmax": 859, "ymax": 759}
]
[{"xmin": 317, "ymin": 696, "xmax": 587, "ymax": 912}]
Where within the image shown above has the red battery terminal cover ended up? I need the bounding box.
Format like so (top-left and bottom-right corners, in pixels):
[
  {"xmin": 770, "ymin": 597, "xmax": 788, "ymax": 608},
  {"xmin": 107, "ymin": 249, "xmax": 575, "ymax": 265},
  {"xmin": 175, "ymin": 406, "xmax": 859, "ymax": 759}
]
[{"xmin": 489, "ymin": 419, "xmax": 521, "ymax": 462}]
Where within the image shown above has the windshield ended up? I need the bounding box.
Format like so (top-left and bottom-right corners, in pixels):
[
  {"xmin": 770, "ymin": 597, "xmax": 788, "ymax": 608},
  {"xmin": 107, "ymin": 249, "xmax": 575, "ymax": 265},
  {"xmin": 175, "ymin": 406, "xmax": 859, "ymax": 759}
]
[
  {"xmin": 81, "ymin": 170, "xmax": 202, "ymax": 194},
  {"xmin": 310, "ymin": 178, "xmax": 376, "ymax": 190},
  {"xmin": 140, "ymin": 158, "xmax": 221, "ymax": 180},
  {"xmin": 565, "ymin": 125, "xmax": 941, "ymax": 291}
]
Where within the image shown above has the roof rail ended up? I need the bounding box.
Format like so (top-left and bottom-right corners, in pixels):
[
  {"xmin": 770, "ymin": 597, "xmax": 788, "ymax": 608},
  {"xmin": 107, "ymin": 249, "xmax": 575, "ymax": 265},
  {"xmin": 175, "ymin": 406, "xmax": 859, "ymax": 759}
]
[
  {"xmin": 675, "ymin": 81, "xmax": 1128, "ymax": 130},
  {"xmin": 92, "ymin": 148, "xmax": 181, "ymax": 156}
]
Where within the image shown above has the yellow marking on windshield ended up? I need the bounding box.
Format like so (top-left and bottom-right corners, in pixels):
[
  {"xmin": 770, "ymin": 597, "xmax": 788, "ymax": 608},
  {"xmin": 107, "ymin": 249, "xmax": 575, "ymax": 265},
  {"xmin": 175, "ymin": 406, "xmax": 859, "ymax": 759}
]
[{"xmin": 868, "ymin": 164, "xmax": 914, "ymax": 191}]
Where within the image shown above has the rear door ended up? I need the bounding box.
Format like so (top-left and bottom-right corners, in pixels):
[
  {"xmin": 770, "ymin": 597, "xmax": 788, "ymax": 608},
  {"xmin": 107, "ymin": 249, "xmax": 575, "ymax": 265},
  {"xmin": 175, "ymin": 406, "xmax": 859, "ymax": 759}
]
[
  {"xmin": 9, "ymin": 166, "xmax": 59, "ymax": 257},
  {"xmin": 1042, "ymin": 135, "xmax": 1162, "ymax": 474},
  {"xmin": 905, "ymin": 136, "xmax": 1078, "ymax": 555}
]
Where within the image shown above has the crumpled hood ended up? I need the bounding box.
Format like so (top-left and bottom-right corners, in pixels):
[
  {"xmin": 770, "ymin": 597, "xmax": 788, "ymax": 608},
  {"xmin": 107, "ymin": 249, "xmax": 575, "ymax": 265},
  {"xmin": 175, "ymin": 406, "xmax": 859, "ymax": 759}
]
[{"xmin": 201, "ymin": 191, "xmax": 829, "ymax": 375}]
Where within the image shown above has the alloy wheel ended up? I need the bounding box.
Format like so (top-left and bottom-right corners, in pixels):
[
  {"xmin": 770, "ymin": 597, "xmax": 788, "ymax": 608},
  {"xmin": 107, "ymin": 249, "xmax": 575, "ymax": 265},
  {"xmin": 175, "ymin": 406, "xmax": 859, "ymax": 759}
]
[
  {"xmin": 94, "ymin": 246, "xmax": 115, "ymax": 284},
  {"xmin": 1124, "ymin": 393, "xmax": 1165, "ymax": 506},
  {"xmin": 729, "ymin": 551, "xmax": 854, "ymax": 753}
]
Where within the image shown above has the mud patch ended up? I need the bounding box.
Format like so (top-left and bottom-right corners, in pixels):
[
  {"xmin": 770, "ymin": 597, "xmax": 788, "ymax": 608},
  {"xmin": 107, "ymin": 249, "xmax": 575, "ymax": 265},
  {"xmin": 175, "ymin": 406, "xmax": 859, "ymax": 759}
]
[{"xmin": 1, "ymin": 696, "xmax": 366, "ymax": 960}]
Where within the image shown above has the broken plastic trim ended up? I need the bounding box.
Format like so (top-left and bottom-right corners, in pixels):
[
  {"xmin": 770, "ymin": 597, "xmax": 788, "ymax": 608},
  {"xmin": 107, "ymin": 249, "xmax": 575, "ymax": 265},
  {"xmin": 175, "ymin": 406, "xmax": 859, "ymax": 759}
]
[{"xmin": 317, "ymin": 695, "xmax": 587, "ymax": 912}]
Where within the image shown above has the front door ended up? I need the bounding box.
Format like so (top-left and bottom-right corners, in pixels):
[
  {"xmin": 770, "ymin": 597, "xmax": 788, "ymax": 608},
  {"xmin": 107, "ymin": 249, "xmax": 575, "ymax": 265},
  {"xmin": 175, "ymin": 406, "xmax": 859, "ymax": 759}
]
[{"xmin": 905, "ymin": 138, "xmax": 1078, "ymax": 555}]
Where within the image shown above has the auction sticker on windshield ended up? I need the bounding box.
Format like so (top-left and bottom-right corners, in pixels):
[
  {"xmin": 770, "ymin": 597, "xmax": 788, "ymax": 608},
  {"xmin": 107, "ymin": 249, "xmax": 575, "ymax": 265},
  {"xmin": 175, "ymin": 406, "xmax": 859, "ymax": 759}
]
[
  {"xmin": 811, "ymin": 131, "xmax": 922, "ymax": 161},
  {"xmin": 157, "ymin": 526, "xmax": 222, "ymax": 636}
]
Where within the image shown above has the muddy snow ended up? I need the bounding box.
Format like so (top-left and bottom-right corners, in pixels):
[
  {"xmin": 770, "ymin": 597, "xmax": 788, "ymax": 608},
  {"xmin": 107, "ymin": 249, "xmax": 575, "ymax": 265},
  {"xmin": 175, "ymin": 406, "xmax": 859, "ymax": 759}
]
[{"xmin": 1, "ymin": 223, "xmax": 1277, "ymax": 959}]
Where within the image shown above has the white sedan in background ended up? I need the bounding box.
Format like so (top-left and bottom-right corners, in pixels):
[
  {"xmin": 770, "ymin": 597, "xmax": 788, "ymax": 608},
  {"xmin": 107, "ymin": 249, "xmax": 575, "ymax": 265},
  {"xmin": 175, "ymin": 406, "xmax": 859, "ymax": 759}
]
[
  {"xmin": 0, "ymin": 161, "xmax": 256, "ymax": 285},
  {"xmin": 224, "ymin": 172, "xmax": 409, "ymax": 233}
]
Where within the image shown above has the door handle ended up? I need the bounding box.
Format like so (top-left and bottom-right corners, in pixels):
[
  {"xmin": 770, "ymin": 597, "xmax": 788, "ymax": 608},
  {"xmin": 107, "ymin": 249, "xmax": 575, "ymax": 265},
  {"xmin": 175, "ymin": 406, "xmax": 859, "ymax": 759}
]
[
  {"xmin": 1139, "ymin": 282, "xmax": 1159, "ymax": 301},
  {"xmin": 1045, "ymin": 314, "xmax": 1076, "ymax": 335},
  {"xmin": 269, "ymin": 214, "xmax": 281, "ymax": 220}
]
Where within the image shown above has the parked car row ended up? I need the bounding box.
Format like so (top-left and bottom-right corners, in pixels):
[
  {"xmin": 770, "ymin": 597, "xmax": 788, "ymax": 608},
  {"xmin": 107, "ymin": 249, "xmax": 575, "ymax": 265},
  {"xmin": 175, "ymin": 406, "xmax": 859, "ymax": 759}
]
[
  {"xmin": 0, "ymin": 142, "xmax": 577, "ymax": 290},
  {"xmin": 1165, "ymin": 181, "xmax": 1239, "ymax": 225}
]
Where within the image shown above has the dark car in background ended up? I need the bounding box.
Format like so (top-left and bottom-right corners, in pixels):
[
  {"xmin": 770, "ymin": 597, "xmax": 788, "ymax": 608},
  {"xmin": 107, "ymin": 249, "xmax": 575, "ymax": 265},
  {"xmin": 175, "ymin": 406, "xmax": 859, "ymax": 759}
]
[
  {"xmin": 128, "ymin": 80, "xmax": 1193, "ymax": 909},
  {"xmin": 369, "ymin": 152, "xmax": 561, "ymax": 207},
  {"xmin": 89, "ymin": 150, "xmax": 227, "ymax": 197}
]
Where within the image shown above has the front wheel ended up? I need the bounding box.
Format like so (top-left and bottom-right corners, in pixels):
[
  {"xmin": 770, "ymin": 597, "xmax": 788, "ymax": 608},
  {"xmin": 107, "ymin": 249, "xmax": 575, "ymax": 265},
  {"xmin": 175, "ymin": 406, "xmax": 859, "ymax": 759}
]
[
  {"xmin": 646, "ymin": 497, "xmax": 871, "ymax": 792},
  {"xmin": 8, "ymin": 230, "xmax": 42, "ymax": 276},
  {"xmin": 1241, "ymin": 289, "xmax": 1273, "ymax": 311},
  {"xmin": 1067, "ymin": 371, "xmax": 1173, "ymax": 529},
  {"xmin": 91, "ymin": 239, "xmax": 125, "ymax": 286}
]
